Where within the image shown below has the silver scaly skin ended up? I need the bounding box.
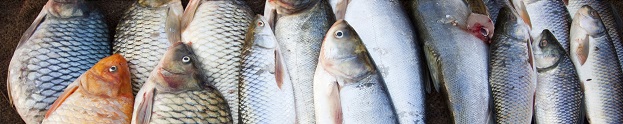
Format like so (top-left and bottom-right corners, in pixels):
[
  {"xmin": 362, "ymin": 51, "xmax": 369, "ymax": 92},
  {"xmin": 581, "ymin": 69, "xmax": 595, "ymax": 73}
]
[
  {"xmin": 113, "ymin": 0, "xmax": 183, "ymax": 95},
  {"xmin": 270, "ymin": 0, "xmax": 335, "ymax": 123},
  {"xmin": 567, "ymin": 0, "xmax": 623, "ymax": 72},
  {"xmin": 488, "ymin": 7, "xmax": 535, "ymax": 124},
  {"xmin": 7, "ymin": 0, "xmax": 110, "ymax": 123},
  {"xmin": 483, "ymin": 0, "xmax": 509, "ymax": 24},
  {"xmin": 181, "ymin": 0, "xmax": 253, "ymax": 123},
  {"xmin": 407, "ymin": 0, "xmax": 493, "ymax": 123},
  {"xmin": 570, "ymin": 6, "xmax": 623, "ymax": 124},
  {"xmin": 240, "ymin": 15, "xmax": 296, "ymax": 124},
  {"xmin": 532, "ymin": 30, "xmax": 584, "ymax": 124},
  {"xmin": 524, "ymin": 0, "xmax": 572, "ymax": 52}
]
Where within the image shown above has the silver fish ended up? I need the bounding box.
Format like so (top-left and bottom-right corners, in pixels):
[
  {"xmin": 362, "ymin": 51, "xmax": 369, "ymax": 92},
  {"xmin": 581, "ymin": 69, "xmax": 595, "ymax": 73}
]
[
  {"xmin": 532, "ymin": 29, "xmax": 584, "ymax": 124},
  {"xmin": 181, "ymin": 0, "xmax": 253, "ymax": 123},
  {"xmin": 407, "ymin": 0, "xmax": 493, "ymax": 123},
  {"xmin": 113, "ymin": 0, "xmax": 183, "ymax": 95},
  {"xmin": 314, "ymin": 20, "xmax": 397, "ymax": 124},
  {"xmin": 269, "ymin": 0, "xmax": 335, "ymax": 123},
  {"xmin": 239, "ymin": 15, "xmax": 296, "ymax": 124},
  {"xmin": 525, "ymin": 0, "xmax": 572, "ymax": 52},
  {"xmin": 489, "ymin": 7, "xmax": 535, "ymax": 124},
  {"xmin": 570, "ymin": 5, "xmax": 623, "ymax": 124},
  {"xmin": 483, "ymin": 0, "xmax": 509, "ymax": 24},
  {"xmin": 7, "ymin": 0, "xmax": 110, "ymax": 123},
  {"xmin": 131, "ymin": 42, "xmax": 232, "ymax": 124},
  {"xmin": 567, "ymin": 0, "xmax": 623, "ymax": 72}
]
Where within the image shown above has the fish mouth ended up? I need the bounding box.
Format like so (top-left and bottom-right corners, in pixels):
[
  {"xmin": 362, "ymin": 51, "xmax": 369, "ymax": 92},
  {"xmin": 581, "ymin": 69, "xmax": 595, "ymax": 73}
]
[{"xmin": 159, "ymin": 68, "xmax": 185, "ymax": 77}]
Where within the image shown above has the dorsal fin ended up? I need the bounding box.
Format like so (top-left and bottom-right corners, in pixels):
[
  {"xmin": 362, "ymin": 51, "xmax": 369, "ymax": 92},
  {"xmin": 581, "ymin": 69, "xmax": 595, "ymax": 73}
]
[{"xmin": 165, "ymin": 0, "xmax": 183, "ymax": 43}]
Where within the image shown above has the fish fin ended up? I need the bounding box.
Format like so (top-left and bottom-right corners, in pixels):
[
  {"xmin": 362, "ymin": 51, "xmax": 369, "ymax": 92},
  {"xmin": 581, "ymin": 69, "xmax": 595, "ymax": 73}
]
[
  {"xmin": 466, "ymin": 13, "xmax": 494, "ymax": 44},
  {"xmin": 334, "ymin": 0, "xmax": 349, "ymax": 20},
  {"xmin": 517, "ymin": 1, "xmax": 532, "ymax": 29},
  {"xmin": 181, "ymin": 0, "xmax": 201, "ymax": 32},
  {"xmin": 575, "ymin": 35, "xmax": 590, "ymax": 65},
  {"xmin": 274, "ymin": 49, "xmax": 284, "ymax": 89},
  {"xmin": 165, "ymin": 0, "xmax": 183, "ymax": 43},
  {"xmin": 131, "ymin": 84, "xmax": 156, "ymax": 124},
  {"xmin": 16, "ymin": 0, "xmax": 51, "ymax": 49},
  {"xmin": 313, "ymin": 65, "xmax": 342, "ymax": 124},
  {"xmin": 423, "ymin": 46, "xmax": 442, "ymax": 93},
  {"xmin": 263, "ymin": 0, "xmax": 278, "ymax": 32},
  {"xmin": 422, "ymin": 61, "xmax": 433, "ymax": 94},
  {"xmin": 45, "ymin": 80, "xmax": 80, "ymax": 119}
]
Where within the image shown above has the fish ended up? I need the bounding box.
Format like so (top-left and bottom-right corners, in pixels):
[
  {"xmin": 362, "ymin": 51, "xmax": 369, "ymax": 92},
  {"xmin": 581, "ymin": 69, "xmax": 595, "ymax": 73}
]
[
  {"xmin": 7, "ymin": 0, "xmax": 111, "ymax": 123},
  {"xmin": 483, "ymin": 0, "xmax": 510, "ymax": 24},
  {"xmin": 239, "ymin": 15, "xmax": 296, "ymax": 124},
  {"xmin": 532, "ymin": 29, "xmax": 584, "ymax": 124},
  {"xmin": 180, "ymin": 0, "xmax": 253, "ymax": 123},
  {"xmin": 113, "ymin": 0, "xmax": 183, "ymax": 95},
  {"xmin": 131, "ymin": 42, "xmax": 232, "ymax": 124},
  {"xmin": 269, "ymin": 0, "xmax": 335, "ymax": 123},
  {"xmin": 567, "ymin": 0, "xmax": 623, "ymax": 72},
  {"xmin": 608, "ymin": 0, "xmax": 623, "ymax": 36},
  {"xmin": 406, "ymin": 0, "xmax": 493, "ymax": 123},
  {"xmin": 488, "ymin": 7, "xmax": 535, "ymax": 124},
  {"xmin": 328, "ymin": 0, "xmax": 427, "ymax": 123},
  {"xmin": 245, "ymin": 0, "xmax": 266, "ymax": 14},
  {"xmin": 524, "ymin": 0, "xmax": 572, "ymax": 52},
  {"xmin": 313, "ymin": 19, "xmax": 397, "ymax": 124},
  {"xmin": 570, "ymin": 5, "xmax": 623, "ymax": 124},
  {"xmin": 41, "ymin": 54, "xmax": 134, "ymax": 124}
]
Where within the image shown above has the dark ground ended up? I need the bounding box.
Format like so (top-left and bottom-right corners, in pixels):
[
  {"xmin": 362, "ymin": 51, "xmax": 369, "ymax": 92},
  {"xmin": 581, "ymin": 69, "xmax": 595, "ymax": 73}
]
[{"xmin": 0, "ymin": 0, "xmax": 450, "ymax": 123}]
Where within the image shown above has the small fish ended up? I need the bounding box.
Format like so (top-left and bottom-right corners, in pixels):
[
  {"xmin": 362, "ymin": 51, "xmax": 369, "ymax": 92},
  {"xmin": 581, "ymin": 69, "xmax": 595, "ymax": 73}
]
[
  {"xmin": 42, "ymin": 54, "xmax": 134, "ymax": 124},
  {"xmin": 532, "ymin": 30, "xmax": 584, "ymax": 124},
  {"xmin": 570, "ymin": 5, "xmax": 623, "ymax": 124},
  {"xmin": 314, "ymin": 20, "xmax": 397, "ymax": 124},
  {"xmin": 525, "ymin": 0, "xmax": 572, "ymax": 52},
  {"xmin": 131, "ymin": 42, "xmax": 232, "ymax": 124},
  {"xmin": 7, "ymin": 0, "xmax": 110, "ymax": 123}
]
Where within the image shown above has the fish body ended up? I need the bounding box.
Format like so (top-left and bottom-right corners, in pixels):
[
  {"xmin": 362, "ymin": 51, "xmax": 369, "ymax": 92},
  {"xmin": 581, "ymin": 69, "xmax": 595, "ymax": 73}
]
[
  {"xmin": 483, "ymin": 0, "xmax": 510, "ymax": 24},
  {"xmin": 240, "ymin": 15, "xmax": 296, "ymax": 124},
  {"xmin": 113, "ymin": 0, "xmax": 183, "ymax": 94},
  {"xmin": 488, "ymin": 7, "xmax": 535, "ymax": 124},
  {"xmin": 131, "ymin": 42, "xmax": 232, "ymax": 124},
  {"xmin": 42, "ymin": 54, "xmax": 134, "ymax": 124},
  {"xmin": 7, "ymin": 0, "xmax": 110, "ymax": 123},
  {"xmin": 524, "ymin": 0, "xmax": 572, "ymax": 52},
  {"xmin": 269, "ymin": 0, "xmax": 335, "ymax": 123},
  {"xmin": 407, "ymin": 0, "xmax": 492, "ymax": 123},
  {"xmin": 532, "ymin": 30, "xmax": 584, "ymax": 124},
  {"xmin": 181, "ymin": 0, "xmax": 253, "ymax": 123},
  {"xmin": 570, "ymin": 6, "xmax": 623, "ymax": 124}
]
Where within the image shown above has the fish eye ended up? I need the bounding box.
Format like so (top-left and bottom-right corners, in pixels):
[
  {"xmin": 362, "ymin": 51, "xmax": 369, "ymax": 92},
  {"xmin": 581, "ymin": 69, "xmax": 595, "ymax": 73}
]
[
  {"xmin": 540, "ymin": 40, "xmax": 548, "ymax": 47},
  {"xmin": 335, "ymin": 30, "xmax": 344, "ymax": 38},
  {"xmin": 182, "ymin": 56, "xmax": 191, "ymax": 63},
  {"xmin": 258, "ymin": 21, "xmax": 264, "ymax": 27},
  {"xmin": 109, "ymin": 66, "xmax": 117, "ymax": 72}
]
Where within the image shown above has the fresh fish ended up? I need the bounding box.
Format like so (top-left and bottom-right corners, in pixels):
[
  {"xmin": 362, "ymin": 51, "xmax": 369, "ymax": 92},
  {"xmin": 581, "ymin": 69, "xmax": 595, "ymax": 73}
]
[
  {"xmin": 180, "ymin": 0, "xmax": 253, "ymax": 123},
  {"xmin": 269, "ymin": 0, "xmax": 335, "ymax": 123},
  {"xmin": 489, "ymin": 7, "xmax": 535, "ymax": 124},
  {"xmin": 42, "ymin": 54, "xmax": 134, "ymax": 124},
  {"xmin": 113, "ymin": 0, "xmax": 183, "ymax": 95},
  {"xmin": 131, "ymin": 42, "xmax": 232, "ymax": 124},
  {"xmin": 326, "ymin": 0, "xmax": 427, "ymax": 123},
  {"xmin": 7, "ymin": 0, "xmax": 110, "ymax": 123},
  {"xmin": 483, "ymin": 0, "xmax": 510, "ymax": 24},
  {"xmin": 240, "ymin": 15, "xmax": 296, "ymax": 124},
  {"xmin": 570, "ymin": 5, "xmax": 623, "ymax": 124},
  {"xmin": 406, "ymin": 0, "xmax": 493, "ymax": 123},
  {"xmin": 567, "ymin": 0, "xmax": 623, "ymax": 72},
  {"xmin": 532, "ymin": 30, "xmax": 584, "ymax": 124},
  {"xmin": 608, "ymin": 0, "xmax": 623, "ymax": 35},
  {"xmin": 524, "ymin": 0, "xmax": 572, "ymax": 52},
  {"xmin": 314, "ymin": 20, "xmax": 397, "ymax": 124}
]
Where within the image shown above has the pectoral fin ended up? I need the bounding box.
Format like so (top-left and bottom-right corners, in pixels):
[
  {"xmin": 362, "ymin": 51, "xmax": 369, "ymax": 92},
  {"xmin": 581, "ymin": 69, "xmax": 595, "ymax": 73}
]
[
  {"xmin": 131, "ymin": 84, "xmax": 156, "ymax": 124},
  {"xmin": 313, "ymin": 65, "xmax": 342, "ymax": 124}
]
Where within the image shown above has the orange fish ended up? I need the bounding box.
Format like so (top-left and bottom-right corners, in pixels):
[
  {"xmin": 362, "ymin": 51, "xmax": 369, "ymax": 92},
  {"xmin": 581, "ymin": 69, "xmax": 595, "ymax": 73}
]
[{"xmin": 42, "ymin": 54, "xmax": 134, "ymax": 124}]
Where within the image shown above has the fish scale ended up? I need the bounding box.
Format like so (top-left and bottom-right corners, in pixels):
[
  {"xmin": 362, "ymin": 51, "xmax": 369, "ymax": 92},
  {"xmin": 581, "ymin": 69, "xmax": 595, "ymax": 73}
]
[
  {"xmin": 114, "ymin": 1, "xmax": 181, "ymax": 95},
  {"xmin": 150, "ymin": 89, "xmax": 231, "ymax": 123},
  {"xmin": 7, "ymin": 2, "xmax": 110, "ymax": 123},
  {"xmin": 181, "ymin": 1, "xmax": 252, "ymax": 123},
  {"xmin": 525, "ymin": 0, "xmax": 572, "ymax": 52}
]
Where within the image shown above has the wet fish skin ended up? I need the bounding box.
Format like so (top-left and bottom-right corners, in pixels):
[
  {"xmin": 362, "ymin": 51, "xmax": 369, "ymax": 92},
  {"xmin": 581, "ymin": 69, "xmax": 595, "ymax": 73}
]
[
  {"xmin": 240, "ymin": 15, "xmax": 296, "ymax": 124},
  {"xmin": 407, "ymin": 0, "xmax": 492, "ymax": 123},
  {"xmin": 181, "ymin": 0, "xmax": 253, "ymax": 123},
  {"xmin": 113, "ymin": 0, "xmax": 183, "ymax": 95},
  {"xmin": 131, "ymin": 42, "xmax": 232, "ymax": 124},
  {"xmin": 42, "ymin": 54, "xmax": 134, "ymax": 124},
  {"xmin": 270, "ymin": 0, "xmax": 335, "ymax": 123},
  {"xmin": 570, "ymin": 5, "xmax": 623, "ymax": 124},
  {"xmin": 7, "ymin": 0, "xmax": 110, "ymax": 123},
  {"xmin": 483, "ymin": 0, "xmax": 510, "ymax": 24},
  {"xmin": 524, "ymin": 0, "xmax": 572, "ymax": 52},
  {"xmin": 532, "ymin": 30, "xmax": 584, "ymax": 124}
]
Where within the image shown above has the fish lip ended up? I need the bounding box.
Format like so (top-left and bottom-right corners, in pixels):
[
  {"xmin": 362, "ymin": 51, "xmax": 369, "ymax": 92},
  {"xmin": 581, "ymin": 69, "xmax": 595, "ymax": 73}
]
[{"xmin": 159, "ymin": 68, "xmax": 184, "ymax": 77}]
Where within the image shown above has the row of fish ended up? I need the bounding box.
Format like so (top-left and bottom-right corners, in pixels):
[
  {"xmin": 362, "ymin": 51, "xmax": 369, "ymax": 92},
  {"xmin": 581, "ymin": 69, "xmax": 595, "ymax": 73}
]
[{"xmin": 6, "ymin": 0, "xmax": 623, "ymax": 124}]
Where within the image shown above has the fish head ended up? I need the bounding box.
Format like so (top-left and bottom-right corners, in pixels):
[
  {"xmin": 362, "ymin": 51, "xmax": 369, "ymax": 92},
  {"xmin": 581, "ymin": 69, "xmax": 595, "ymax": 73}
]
[
  {"xmin": 494, "ymin": 6, "xmax": 531, "ymax": 43},
  {"xmin": 532, "ymin": 30, "xmax": 564, "ymax": 72},
  {"xmin": 320, "ymin": 20, "xmax": 374, "ymax": 84},
  {"xmin": 82, "ymin": 54, "xmax": 132, "ymax": 98},
  {"xmin": 574, "ymin": 5, "xmax": 607, "ymax": 37},
  {"xmin": 48, "ymin": 0, "xmax": 90, "ymax": 18},
  {"xmin": 244, "ymin": 15, "xmax": 277, "ymax": 54},
  {"xmin": 154, "ymin": 42, "xmax": 201, "ymax": 91},
  {"xmin": 269, "ymin": 0, "xmax": 316, "ymax": 14}
]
